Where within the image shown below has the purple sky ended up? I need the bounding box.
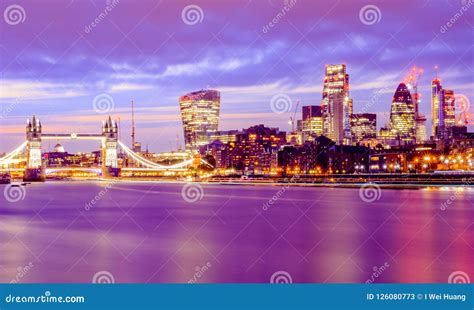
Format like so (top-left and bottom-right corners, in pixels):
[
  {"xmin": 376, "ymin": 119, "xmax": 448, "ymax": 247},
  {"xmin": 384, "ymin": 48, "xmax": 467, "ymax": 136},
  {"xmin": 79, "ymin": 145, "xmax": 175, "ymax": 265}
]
[{"xmin": 1, "ymin": 0, "xmax": 473, "ymax": 152}]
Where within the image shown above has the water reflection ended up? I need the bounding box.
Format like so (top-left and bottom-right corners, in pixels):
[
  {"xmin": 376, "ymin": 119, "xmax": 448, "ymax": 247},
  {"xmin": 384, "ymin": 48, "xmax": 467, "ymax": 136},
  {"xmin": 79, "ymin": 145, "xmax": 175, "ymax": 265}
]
[{"xmin": 0, "ymin": 182, "xmax": 473, "ymax": 283}]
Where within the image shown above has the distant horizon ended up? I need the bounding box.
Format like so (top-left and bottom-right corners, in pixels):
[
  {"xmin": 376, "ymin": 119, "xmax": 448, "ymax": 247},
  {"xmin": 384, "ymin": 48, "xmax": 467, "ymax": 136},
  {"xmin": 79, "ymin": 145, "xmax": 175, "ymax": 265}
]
[{"xmin": 1, "ymin": 0, "xmax": 473, "ymax": 153}]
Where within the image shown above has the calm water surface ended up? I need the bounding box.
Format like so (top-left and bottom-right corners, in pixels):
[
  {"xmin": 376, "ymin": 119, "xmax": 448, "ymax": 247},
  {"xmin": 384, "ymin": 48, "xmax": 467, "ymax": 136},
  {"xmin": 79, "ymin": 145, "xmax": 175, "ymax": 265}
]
[{"xmin": 1, "ymin": 181, "xmax": 473, "ymax": 283}]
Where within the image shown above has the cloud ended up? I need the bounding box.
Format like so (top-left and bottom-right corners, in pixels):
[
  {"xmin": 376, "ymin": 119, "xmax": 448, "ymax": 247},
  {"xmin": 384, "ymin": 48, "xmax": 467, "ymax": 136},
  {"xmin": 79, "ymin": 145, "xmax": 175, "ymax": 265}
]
[
  {"xmin": 0, "ymin": 80, "xmax": 87, "ymax": 100},
  {"xmin": 109, "ymin": 83, "xmax": 154, "ymax": 92}
]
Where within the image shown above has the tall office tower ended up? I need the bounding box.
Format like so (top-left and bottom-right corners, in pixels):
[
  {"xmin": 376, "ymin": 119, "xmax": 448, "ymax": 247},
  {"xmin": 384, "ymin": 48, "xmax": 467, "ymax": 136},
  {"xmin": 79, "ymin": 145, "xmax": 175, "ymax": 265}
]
[
  {"xmin": 431, "ymin": 78, "xmax": 443, "ymax": 138},
  {"xmin": 321, "ymin": 64, "xmax": 353, "ymax": 145},
  {"xmin": 443, "ymin": 89, "xmax": 456, "ymax": 129},
  {"xmin": 431, "ymin": 78, "xmax": 456, "ymax": 140},
  {"xmin": 179, "ymin": 90, "xmax": 220, "ymax": 151},
  {"xmin": 301, "ymin": 105, "xmax": 323, "ymax": 141},
  {"xmin": 351, "ymin": 113, "xmax": 377, "ymax": 142},
  {"xmin": 389, "ymin": 83, "xmax": 416, "ymax": 144}
]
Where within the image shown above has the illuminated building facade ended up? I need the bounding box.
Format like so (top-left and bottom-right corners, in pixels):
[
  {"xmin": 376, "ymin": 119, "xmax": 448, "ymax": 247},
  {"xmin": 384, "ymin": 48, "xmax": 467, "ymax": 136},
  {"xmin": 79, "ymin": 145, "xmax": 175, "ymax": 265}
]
[
  {"xmin": 389, "ymin": 83, "xmax": 416, "ymax": 144},
  {"xmin": 431, "ymin": 79, "xmax": 456, "ymax": 140},
  {"xmin": 225, "ymin": 125, "xmax": 286, "ymax": 175},
  {"xmin": 179, "ymin": 90, "xmax": 220, "ymax": 151},
  {"xmin": 301, "ymin": 105, "xmax": 323, "ymax": 142},
  {"xmin": 321, "ymin": 64, "xmax": 353, "ymax": 145},
  {"xmin": 351, "ymin": 113, "xmax": 377, "ymax": 143}
]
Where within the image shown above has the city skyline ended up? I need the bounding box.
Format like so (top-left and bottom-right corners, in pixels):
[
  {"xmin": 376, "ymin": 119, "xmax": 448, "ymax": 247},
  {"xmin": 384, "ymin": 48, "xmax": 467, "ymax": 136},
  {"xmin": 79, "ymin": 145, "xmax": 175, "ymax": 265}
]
[{"xmin": 1, "ymin": 0, "xmax": 473, "ymax": 153}]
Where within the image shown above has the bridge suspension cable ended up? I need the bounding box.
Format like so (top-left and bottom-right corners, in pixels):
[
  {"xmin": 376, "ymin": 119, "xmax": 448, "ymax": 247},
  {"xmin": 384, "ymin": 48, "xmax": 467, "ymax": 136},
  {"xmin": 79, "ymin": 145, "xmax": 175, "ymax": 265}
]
[
  {"xmin": 117, "ymin": 140, "xmax": 196, "ymax": 170},
  {"xmin": 0, "ymin": 141, "xmax": 27, "ymax": 164}
]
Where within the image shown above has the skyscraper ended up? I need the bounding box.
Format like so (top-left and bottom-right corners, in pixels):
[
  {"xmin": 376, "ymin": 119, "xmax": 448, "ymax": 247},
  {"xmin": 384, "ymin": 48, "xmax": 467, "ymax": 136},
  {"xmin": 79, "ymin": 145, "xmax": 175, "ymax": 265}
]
[
  {"xmin": 301, "ymin": 105, "xmax": 323, "ymax": 141},
  {"xmin": 351, "ymin": 113, "xmax": 377, "ymax": 142},
  {"xmin": 389, "ymin": 83, "xmax": 416, "ymax": 144},
  {"xmin": 179, "ymin": 90, "xmax": 220, "ymax": 151},
  {"xmin": 431, "ymin": 78, "xmax": 443, "ymax": 138},
  {"xmin": 321, "ymin": 64, "xmax": 352, "ymax": 145},
  {"xmin": 431, "ymin": 79, "xmax": 455, "ymax": 140}
]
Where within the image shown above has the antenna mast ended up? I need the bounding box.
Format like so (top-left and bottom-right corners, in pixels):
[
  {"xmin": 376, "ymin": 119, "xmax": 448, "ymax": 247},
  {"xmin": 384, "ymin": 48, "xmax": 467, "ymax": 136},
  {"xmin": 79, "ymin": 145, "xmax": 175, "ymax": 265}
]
[{"xmin": 131, "ymin": 100, "xmax": 135, "ymax": 147}]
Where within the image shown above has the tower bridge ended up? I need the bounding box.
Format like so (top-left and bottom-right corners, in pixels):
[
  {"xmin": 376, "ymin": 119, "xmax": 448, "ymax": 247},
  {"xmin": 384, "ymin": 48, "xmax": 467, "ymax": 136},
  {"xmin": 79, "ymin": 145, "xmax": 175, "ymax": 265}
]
[{"xmin": 0, "ymin": 116, "xmax": 209, "ymax": 181}]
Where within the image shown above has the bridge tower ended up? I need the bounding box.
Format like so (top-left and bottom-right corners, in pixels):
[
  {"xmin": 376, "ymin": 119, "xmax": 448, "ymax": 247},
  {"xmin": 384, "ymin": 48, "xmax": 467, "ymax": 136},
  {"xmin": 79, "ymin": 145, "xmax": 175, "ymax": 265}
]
[
  {"xmin": 102, "ymin": 116, "xmax": 119, "ymax": 176},
  {"xmin": 24, "ymin": 115, "xmax": 45, "ymax": 181}
]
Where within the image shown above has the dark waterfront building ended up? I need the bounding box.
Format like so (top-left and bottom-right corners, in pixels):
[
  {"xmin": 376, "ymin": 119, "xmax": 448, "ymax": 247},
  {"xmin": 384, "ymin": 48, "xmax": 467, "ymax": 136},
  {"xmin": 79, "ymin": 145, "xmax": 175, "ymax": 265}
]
[
  {"xmin": 278, "ymin": 136, "xmax": 334, "ymax": 175},
  {"xmin": 328, "ymin": 145, "xmax": 371, "ymax": 174},
  {"xmin": 202, "ymin": 125, "xmax": 286, "ymax": 175}
]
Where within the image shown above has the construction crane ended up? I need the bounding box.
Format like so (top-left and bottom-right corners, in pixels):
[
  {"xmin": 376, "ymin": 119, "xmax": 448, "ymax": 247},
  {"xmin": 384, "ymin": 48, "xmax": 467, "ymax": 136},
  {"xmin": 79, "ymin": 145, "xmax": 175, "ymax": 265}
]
[
  {"xmin": 404, "ymin": 66, "xmax": 423, "ymax": 115},
  {"xmin": 288, "ymin": 100, "xmax": 299, "ymax": 132},
  {"xmin": 404, "ymin": 66, "xmax": 427, "ymax": 142}
]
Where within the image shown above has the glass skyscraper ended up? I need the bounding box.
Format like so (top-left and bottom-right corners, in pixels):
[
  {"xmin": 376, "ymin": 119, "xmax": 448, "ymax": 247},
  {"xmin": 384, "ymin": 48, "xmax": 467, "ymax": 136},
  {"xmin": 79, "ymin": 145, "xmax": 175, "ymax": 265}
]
[
  {"xmin": 179, "ymin": 90, "xmax": 220, "ymax": 151},
  {"xmin": 431, "ymin": 79, "xmax": 455, "ymax": 140},
  {"xmin": 321, "ymin": 64, "xmax": 352, "ymax": 145},
  {"xmin": 389, "ymin": 83, "xmax": 415, "ymax": 144}
]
